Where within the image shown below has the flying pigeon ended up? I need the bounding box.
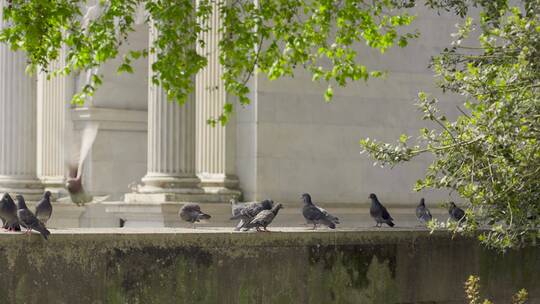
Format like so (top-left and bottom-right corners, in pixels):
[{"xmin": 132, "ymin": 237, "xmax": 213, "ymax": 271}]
[
  {"xmin": 179, "ymin": 203, "xmax": 211, "ymax": 228},
  {"xmin": 369, "ymin": 193, "xmax": 395, "ymax": 227},
  {"xmin": 16, "ymin": 194, "xmax": 50, "ymax": 240},
  {"xmin": 416, "ymin": 198, "xmax": 432, "ymax": 225},
  {"xmin": 245, "ymin": 203, "xmax": 283, "ymax": 232},
  {"xmin": 301, "ymin": 193, "xmax": 339, "ymax": 229},
  {"xmin": 448, "ymin": 202, "xmax": 466, "ymax": 222},
  {"xmin": 65, "ymin": 122, "xmax": 99, "ymax": 206},
  {"xmin": 230, "ymin": 199, "xmax": 274, "ymax": 231},
  {"xmin": 0, "ymin": 193, "xmax": 20, "ymax": 231},
  {"xmin": 35, "ymin": 191, "xmax": 53, "ymax": 226}
]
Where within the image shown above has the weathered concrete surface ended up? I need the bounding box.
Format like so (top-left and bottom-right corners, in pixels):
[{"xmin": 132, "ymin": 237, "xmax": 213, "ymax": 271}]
[{"xmin": 0, "ymin": 229, "xmax": 537, "ymax": 304}]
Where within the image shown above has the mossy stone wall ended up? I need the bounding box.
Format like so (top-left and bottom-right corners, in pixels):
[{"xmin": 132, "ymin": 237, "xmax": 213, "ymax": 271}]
[{"xmin": 0, "ymin": 230, "xmax": 537, "ymax": 303}]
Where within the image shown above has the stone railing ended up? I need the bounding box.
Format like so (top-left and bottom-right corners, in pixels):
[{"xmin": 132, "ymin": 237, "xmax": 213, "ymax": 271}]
[{"xmin": 0, "ymin": 228, "xmax": 537, "ymax": 303}]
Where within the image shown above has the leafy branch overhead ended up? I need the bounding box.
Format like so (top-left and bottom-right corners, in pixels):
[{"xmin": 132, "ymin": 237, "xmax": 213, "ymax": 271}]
[
  {"xmin": 361, "ymin": 0, "xmax": 540, "ymax": 250},
  {"xmin": 0, "ymin": 0, "xmax": 417, "ymax": 125}
]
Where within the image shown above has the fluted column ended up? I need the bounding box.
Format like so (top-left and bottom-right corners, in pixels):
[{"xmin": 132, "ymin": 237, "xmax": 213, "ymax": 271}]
[
  {"xmin": 136, "ymin": 24, "xmax": 201, "ymax": 194},
  {"xmin": 0, "ymin": 1, "xmax": 43, "ymax": 199},
  {"xmin": 37, "ymin": 50, "xmax": 72, "ymax": 196},
  {"xmin": 195, "ymin": 0, "xmax": 240, "ymax": 194}
]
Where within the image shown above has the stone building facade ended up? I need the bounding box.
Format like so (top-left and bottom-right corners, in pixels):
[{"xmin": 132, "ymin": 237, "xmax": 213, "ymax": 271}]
[{"xmin": 0, "ymin": 3, "xmax": 461, "ymax": 226}]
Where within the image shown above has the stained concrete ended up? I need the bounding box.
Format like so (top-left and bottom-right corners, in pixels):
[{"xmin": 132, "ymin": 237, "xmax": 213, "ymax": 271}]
[{"xmin": 0, "ymin": 229, "xmax": 537, "ymax": 303}]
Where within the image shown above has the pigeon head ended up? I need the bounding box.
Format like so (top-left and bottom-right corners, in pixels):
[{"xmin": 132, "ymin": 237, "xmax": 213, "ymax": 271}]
[
  {"xmin": 1, "ymin": 192, "xmax": 8, "ymax": 201},
  {"xmin": 15, "ymin": 194, "xmax": 27, "ymax": 209},
  {"xmin": 272, "ymin": 203, "xmax": 283, "ymax": 214},
  {"xmin": 448, "ymin": 201, "xmax": 457, "ymax": 209},
  {"xmin": 301, "ymin": 193, "xmax": 312, "ymax": 204},
  {"xmin": 261, "ymin": 199, "xmax": 273, "ymax": 210},
  {"xmin": 66, "ymin": 178, "xmax": 82, "ymax": 194},
  {"xmin": 368, "ymin": 193, "xmax": 378, "ymax": 200},
  {"xmin": 419, "ymin": 198, "xmax": 425, "ymax": 206},
  {"xmin": 43, "ymin": 191, "xmax": 52, "ymax": 199}
]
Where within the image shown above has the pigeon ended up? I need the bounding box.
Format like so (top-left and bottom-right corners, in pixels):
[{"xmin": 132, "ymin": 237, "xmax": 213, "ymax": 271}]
[
  {"xmin": 301, "ymin": 193, "xmax": 339, "ymax": 229},
  {"xmin": 230, "ymin": 199, "xmax": 274, "ymax": 231},
  {"xmin": 0, "ymin": 193, "xmax": 20, "ymax": 231},
  {"xmin": 448, "ymin": 202, "xmax": 466, "ymax": 222},
  {"xmin": 65, "ymin": 122, "xmax": 99, "ymax": 206},
  {"xmin": 245, "ymin": 203, "xmax": 283, "ymax": 232},
  {"xmin": 16, "ymin": 194, "xmax": 50, "ymax": 240},
  {"xmin": 415, "ymin": 198, "xmax": 432, "ymax": 225},
  {"xmin": 369, "ymin": 193, "xmax": 395, "ymax": 227},
  {"xmin": 179, "ymin": 203, "xmax": 211, "ymax": 228},
  {"xmin": 35, "ymin": 191, "xmax": 53, "ymax": 226}
]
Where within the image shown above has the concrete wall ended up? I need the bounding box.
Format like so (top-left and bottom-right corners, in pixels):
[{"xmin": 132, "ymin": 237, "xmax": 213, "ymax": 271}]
[
  {"xmin": 238, "ymin": 6, "xmax": 463, "ymax": 204},
  {"xmin": 0, "ymin": 230, "xmax": 537, "ymax": 303}
]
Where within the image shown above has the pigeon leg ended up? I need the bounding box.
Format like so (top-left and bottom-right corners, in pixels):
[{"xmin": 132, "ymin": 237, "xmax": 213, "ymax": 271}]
[
  {"xmin": 256, "ymin": 227, "xmax": 262, "ymax": 232},
  {"xmin": 263, "ymin": 226, "xmax": 270, "ymax": 232},
  {"xmin": 311, "ymin": 224, "xmax": 317, "ymax": 230}
]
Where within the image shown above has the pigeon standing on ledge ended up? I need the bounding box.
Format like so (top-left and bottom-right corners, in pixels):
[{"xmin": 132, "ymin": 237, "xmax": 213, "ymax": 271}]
[
  {"xmin": 448, "ymin": 202, "xmax": 466, "ymax": 223},
  {"xmin": 16, "ymin": 194, "xmax": 50, "ymax": 240},
  {"xmin": 245, "ymin": 203, "xmax": 283, "ymax": 232},
  {"xmin": 230, "ymin": 199, "xmax": 274, "ymax": 231},
  {"xmin": 301, "ymin": 193, "xmax": 339, "ymax": 230},
  {"xmin": 0, "ymin": 193, "xmax": 20, "ymax": 231},
  {"xmin": 416, "ymin": 198, "xmax": 432, "ymax": 225},
  {"xmin": 35, "ymin": 191, "xmax": 53, "ymax": 226},
  {"xmin": 179, "ymin": 203, "xmax": 211, "ymax": 228},
  {"xmin": 65, "ymin": 122, "xmax": 99, "ymax": 206},
  {"xmin": 369, "ymin": 193, "xmax": 395, "ymax": 227}
]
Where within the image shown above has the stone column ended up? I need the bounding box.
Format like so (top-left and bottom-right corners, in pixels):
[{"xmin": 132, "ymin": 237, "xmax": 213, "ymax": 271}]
[
  {"xmin": 37, "ymin": 51, "xmax": 72, "ymax": 196},
  {"xmin": 195, "ymin": 0, "xmax": 241, "ymax": 197},
  {"xmin": 125, "ymin": 24, "xmax": 205, "ymax": 203},
  {"xmin": 0, "ymin": 1, "xmax": 43, "ymax": 199}
]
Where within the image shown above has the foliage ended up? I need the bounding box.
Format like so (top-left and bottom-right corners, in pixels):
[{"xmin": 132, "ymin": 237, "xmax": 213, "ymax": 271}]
[
  {"xmin": 360, "ymin": 0, "xmax": 540, "ymax": 250},
  {"xmin": 0, "ymin": 0, "xmax": 417, "ymax": 124},
  {"xmin": 464, "ymin": 275, "xmax": 528, "ymax": 304}
]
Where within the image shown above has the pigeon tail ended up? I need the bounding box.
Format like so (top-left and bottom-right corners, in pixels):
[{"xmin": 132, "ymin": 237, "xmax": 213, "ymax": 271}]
[
  {"xmin": 35, "ymin": 225, "xmax": 51, "ymax": 240},
  {"xmin": 199, "ymin": 213, "xmax": 211, "ymax": 220}
]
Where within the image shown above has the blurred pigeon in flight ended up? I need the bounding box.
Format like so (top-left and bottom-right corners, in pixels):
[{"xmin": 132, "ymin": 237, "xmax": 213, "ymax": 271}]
[
  {"xmin": 179, "ymin": 203, "xmax": 211, "ymax": 228},
  {"xmin": 301, "ymin": 193, "xmax": 339, "ymax": 229},
  {"xmin": 35, "ymin": 191, "xmax": 53, "ymax": 226},
  {"xmin": 369, "ymin": 193, "xmax": 395, "ymax": 227},
  {"xmin": 245, "ymin": 203, "xmax": 283, "ymax": 232},
  {"xmin": 16, "ymin": 194, "xmax": 50, "ymax": 240},
  {"xmin": 65, "ymin": 122, "xmax": 99, "ymax": 206},
  {"xmin": 230, "ymin": 199, "xmax": 274, "ymax": 231},
  {"xmin": 416, "ymin": 198, "xmax": 432, "ymax": 225},
  {"xmin": 0, "ymin": 193, "xmax": 20, "ymax": 231}
]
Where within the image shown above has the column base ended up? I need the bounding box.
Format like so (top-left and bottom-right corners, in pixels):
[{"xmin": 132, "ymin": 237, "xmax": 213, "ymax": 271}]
[
  {"xmin": 0, "ymin": 176, "xmax": 44, "ymax": 201},
  {"xmin": 198, "ymin": 173, "xmax": 242, "ymax": 201},
  {"xmin": 125, "ymin": 173, "xmax": 240, "ymax": 203}
]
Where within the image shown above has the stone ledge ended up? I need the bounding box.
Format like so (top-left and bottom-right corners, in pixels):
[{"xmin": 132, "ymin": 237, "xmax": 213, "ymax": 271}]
[{"xmin": 0, "ymin": 229, "xmax": 537, "ymax": 304}]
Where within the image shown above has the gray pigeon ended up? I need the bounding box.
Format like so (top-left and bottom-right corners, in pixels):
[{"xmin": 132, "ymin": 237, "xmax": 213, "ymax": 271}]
[
  {"xmin": 301, "ymin": 193, "xmax": 339, "ymax": 229},
  {"xmin": 179, "ymin": 203, "xmax": 211, "ymax": 228},
  {"xmin": 369, "ymin": 193, "xmax": 395, "ymax": 227},
  {"xmin": 448, "ymin": 202, "xmax": 466, "ymax": 222},
  {"xmin": 245, "ymin": 203, "xmax": 283, "ymax": 232},
  {"xmin": 416, "ymin": 198, "xmax": 432, "ymax": 224},
  {"xmin": 35, "ymin": 191, "xmax": 53, "ymax": 226},
  {"xmin": 230, "ymin": 199, "xmax": 273, "ymax": 231},
  {"xmin": 16, "ymin": 194, "xmax": 50, "ymax": 240},
  {"xmin": 0, "ymin": 193, "xmax": 20, "ymax": 231}
]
